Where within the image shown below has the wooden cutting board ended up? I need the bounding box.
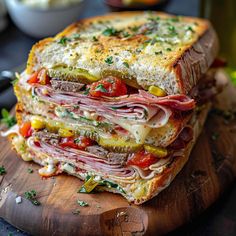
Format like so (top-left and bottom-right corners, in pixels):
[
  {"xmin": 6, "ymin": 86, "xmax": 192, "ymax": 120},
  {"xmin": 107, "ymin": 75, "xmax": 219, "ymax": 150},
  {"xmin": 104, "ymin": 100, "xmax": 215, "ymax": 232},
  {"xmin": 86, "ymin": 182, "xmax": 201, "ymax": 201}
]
[{"xmin": 0, "ymin": 71, "xmax": 236, "ymax": 236}]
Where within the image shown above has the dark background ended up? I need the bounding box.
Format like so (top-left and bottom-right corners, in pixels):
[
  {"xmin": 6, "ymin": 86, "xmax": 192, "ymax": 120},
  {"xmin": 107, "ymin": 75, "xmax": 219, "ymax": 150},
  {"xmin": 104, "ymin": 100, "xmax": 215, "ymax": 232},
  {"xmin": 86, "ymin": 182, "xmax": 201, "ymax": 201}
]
[{"xmin": 0, "ymin": 0, "xmax": 236, "ymax": 235}]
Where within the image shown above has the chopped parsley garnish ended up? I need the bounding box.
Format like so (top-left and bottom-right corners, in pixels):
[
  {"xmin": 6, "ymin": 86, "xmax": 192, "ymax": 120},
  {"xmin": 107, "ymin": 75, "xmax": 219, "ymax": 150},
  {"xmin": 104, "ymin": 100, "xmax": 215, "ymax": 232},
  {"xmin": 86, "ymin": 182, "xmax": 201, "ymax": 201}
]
[
  {"xmin": 0, "ymin": 166, "xmax": 6, "ymax": 175},
  {"xmin": 122, "ymin": 31, "xmax": 130, "ymax": 38},
  {"xmin": 147, "ymin": 16, "xmax": 160, "ymax": 22},
  {"xmin": 83, "ymin": 87, "xmax": 90, "ymax": 95},
  {"xmin": 27, "ymin": 168, "xmax": 33, "ymax": 174},
  {"xmin": 77, "ymin": 199, "xmax": 89, "ymax": 207},
  {"xmin": 1, "ymin": 108, "xmax": 16, "ymax": 128},
  {"xmin": 130, "ymin": 25, "xmax": 140, "ymax": 32},
  {"xmin": 170, "ymin": 17, "xmax": 180, "ymax": 22},
  {"xmin": 123, "ymin": 62, "xmax": 129, "ymax": 68},
  {"xmin": 92, "ymin": 36, "xmax": 98, "ymax": 41},
  {"xmin": 168, "ymin": 25, "xmax": 178, "ymax": 36},
  {"xmin": 95, "ymin": 84, "xmax": 107, "ymax": 92},
  {"xmin": 102, "ymin": 27, "xmax": 120, "ymax": 36},
  {"xmin": 186, "ymin": 26, "xmax": 195, "ymax": 32},
  {"xmin": 24, "ymin": 190, "xmax": 41, "ymax": 206},
  {"xmin": 72, "ymin": 209, "xmax": 80, "ymax": 215},
  {"xmin": 166, "ymin": 48, "xmax": 172, "ymax": 51},
  {"xmin": 58, "ymin": 37, "xmax": 70, "ymax": 45},
  {"xmin": 104, "ymin": 56, "xmax": 113, "ymax": 65},
  {"xmin": 111, "ymin": 107, "xmax": 118, "ymax": 110}
]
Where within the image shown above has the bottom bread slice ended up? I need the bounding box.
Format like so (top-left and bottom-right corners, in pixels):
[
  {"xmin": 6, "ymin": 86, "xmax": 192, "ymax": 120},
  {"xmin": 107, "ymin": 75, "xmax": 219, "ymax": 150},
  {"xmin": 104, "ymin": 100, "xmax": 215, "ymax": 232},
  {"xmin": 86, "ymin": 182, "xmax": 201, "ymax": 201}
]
[{"xmin": 6, "ymin": 103, "xmax": 210, "ymax": 205}]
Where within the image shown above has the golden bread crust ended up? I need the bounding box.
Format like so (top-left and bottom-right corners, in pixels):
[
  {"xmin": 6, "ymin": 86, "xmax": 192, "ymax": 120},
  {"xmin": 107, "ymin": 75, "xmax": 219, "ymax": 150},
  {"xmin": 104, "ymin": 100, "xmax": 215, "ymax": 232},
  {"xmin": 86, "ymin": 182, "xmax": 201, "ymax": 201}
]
[{"xmin": 26, "ymin": 11, "xmax": 218, "ymax": 94}]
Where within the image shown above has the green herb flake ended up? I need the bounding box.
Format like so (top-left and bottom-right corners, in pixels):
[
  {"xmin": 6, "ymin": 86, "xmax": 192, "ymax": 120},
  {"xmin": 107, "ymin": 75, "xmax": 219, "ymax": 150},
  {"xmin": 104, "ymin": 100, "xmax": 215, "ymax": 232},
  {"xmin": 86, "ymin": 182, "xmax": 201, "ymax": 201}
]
[
  {"xmin": 168, "ymin": 25, "xmax": 177, "ymax": 36},
  {"xmin": 130, "ymin": 26, "xmax": 140, "ymax": 32},
  {"xmin": 0, "ymin": 108, "xmax": 16, "ymax": 128},
  {"xmin": 92, "ymin": 36, "xmax": 98, "ymax": 41},
  {"xmin": 72, "ymin": 209, "xmax": 80, "ymax": 215},
  {"xmin": 83, "ymin": 88, "xmax": 90, "ymax": 95},
  {"xmin": 102, "ymin": 27, "xmax": 119, "ymax": 36},
  {"xmin": 95, "ymin": 84, "xmax": 107, "ymax": 93},
  {"xmin": 58, "ymin": 37, "xmax": 70, "ymax": 45},
  {"xmin": 186, "ymin": 26, "xmax": 195, "ymax": 32},
  {"xmin": 77, "ymin": 199, "xmax": 89, "ymax": 207},
  {"xmin": 0, "ymin": 166, "xmax": 6, "ymax": 175},
  {"xmin": 27, "ymin": 168, "xmax": 33, "ymax": 174},
  {"xmin": 24, "ymin": 190, "xmax": 41, "ymax": 206},
  {"xmin": 123, "ymin": 62, "xmax": 129, "ymax": 68},
  {"xmin": 72, "ymin": 33, "xmax": 81, "ymax": 40},
  {"xmin": 170, "ymin": 17, "xmax": 180, "ymax": 22},
  {"xmin": 104, "ymin": 56, "xmax": 113, "ymax": 65},
  {"xmin": 122, "ymin": 31, "xmax": 130, "ymax": 38},
  {"xmin": 211, "ymin": 132, "xmax": 220, "ymax": 141},
  {"xmin": 166, "ymin": 48, "xmax": 172, "ymax": 51}
]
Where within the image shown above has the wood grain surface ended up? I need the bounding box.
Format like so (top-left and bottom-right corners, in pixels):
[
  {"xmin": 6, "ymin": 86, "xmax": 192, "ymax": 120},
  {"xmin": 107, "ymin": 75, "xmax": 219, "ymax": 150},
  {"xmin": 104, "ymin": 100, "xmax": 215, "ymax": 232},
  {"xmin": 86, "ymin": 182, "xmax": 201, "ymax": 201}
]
[{"xmin": 0, "ymin": 71, "xmax": 236, "ymax": 236}]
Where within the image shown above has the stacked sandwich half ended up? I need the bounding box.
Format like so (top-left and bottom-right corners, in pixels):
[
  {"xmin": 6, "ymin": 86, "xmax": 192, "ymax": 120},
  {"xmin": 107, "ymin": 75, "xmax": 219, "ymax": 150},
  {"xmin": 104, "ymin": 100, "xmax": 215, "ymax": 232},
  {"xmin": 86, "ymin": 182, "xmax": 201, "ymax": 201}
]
[{"xmin": 6, "ymin": 12, "xmax": 220, "ymax": 204}]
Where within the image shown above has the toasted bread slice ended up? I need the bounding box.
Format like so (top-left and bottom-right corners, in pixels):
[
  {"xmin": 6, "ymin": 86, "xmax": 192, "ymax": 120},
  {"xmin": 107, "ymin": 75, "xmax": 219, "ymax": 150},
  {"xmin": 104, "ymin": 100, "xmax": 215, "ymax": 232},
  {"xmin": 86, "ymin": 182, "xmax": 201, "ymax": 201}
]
[{"xmin": 26, "ymin": 11, "xmax": 218, "ymax": 94}]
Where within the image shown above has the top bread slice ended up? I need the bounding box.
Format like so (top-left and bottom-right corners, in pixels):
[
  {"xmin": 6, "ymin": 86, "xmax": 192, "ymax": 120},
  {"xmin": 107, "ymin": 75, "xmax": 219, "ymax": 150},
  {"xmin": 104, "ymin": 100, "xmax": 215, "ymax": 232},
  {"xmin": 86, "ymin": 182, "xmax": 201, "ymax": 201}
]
[{"xmin": 26, "ymin": 11, "xmax": 218, "ymax": 94}]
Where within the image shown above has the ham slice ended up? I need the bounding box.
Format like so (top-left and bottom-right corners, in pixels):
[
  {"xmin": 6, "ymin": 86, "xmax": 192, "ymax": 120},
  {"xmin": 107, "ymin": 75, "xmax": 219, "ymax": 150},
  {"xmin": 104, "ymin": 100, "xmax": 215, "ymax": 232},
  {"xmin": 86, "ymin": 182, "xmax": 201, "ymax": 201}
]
[
  {"xmin": 27, "ymin": 137, "xmax": 135, "ymax": 178},
  {"xmin": 26, "ymin": 136, "xmax": 173, "ymax": 183},
  {"xmin": 32, "ymin": 85, "xmax": 195, "ymax": 129}
]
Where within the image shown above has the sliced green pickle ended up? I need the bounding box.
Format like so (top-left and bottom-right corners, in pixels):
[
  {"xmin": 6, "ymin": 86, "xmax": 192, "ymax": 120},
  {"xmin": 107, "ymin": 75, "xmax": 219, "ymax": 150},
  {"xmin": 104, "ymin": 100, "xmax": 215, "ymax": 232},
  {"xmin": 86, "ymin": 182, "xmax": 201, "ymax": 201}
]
[
  {"xmin": 78, "ymin": 176, "xmax": 99, "ymax": 193},
  {"xmin": 98, "ymin": 136, "xmax": 142, "ymax": 153},
  {"xmin": 48, "ymin": 66, "xmax": 99, "ymax": 84},
  {"xmin": 144, "ymin": 144, "xmax": 168, "ymax": 158}
]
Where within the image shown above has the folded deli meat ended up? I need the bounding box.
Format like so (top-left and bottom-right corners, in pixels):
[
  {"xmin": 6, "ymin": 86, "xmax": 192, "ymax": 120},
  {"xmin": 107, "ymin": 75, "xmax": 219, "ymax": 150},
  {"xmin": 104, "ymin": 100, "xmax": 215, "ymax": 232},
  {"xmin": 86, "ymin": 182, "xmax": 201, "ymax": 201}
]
[{"xmin": 4, "ymin": 12, "xmax": 221, "ymax": 204}]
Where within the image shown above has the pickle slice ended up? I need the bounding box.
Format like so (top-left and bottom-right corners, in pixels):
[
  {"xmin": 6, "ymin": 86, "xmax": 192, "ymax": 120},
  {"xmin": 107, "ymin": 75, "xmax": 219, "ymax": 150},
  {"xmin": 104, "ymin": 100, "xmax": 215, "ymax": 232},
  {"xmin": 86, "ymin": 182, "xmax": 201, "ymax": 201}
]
[
  {"xmin": 148, "ymin": 85, "xmax": 166, "ymax": 97},
  {"xmin": 98, "ymin": 136, "xmax": 142, "ymax": 153},
  {"xmin": 101, "ymin": 69, "xmax": 142, "ymax": 89},
  {"xmin": 78, "ymin": 176, "xmax": 99, "ymax": 193},
  {"xmin": 48, "ymin": 66, "xmax": 99, "ymax": 84},
  {"xmin": 144, "ymin": 144, "xmax": 168, "ymax": 158}
]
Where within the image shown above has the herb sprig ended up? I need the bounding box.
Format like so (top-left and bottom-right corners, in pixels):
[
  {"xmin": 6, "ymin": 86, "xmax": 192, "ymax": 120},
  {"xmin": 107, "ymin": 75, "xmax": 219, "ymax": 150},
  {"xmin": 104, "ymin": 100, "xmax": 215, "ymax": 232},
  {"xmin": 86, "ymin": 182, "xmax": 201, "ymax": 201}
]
[
  {"xmin": 77, "ymin": 199, "xmax": 89, "ymax": 207},
  {"xmin": 58, "ymin": 37, "xmax": 70, "ymax": 46},
  {"xmin": 105, "ymin": 56, "xmax": 113, "ymax": 65},
  {"xmin": 0, "ymin": 166, "xmax": 6, "ymax": 175},
  {"xmin": 0, "ymin": 109, "xmax": 16, "ymax": 128},
  {"xmin": 102, "ymin": 27, "xmax": 120, "ymax": 36},
  {"xmin": 24, "ymin": 190, "xmax": 41, "ymax": 206},
  {"xmin": 95, "ymin": 84, "xmax": 107, "ymax": 93}
]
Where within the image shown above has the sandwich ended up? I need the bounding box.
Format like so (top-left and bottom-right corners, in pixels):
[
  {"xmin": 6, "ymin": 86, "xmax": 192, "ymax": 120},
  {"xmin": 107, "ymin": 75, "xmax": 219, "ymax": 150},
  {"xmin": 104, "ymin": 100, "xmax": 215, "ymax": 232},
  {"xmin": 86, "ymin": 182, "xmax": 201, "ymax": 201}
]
[{"xmin": 4, "ymin": 11, "xmax": 221, "ymax": 204}]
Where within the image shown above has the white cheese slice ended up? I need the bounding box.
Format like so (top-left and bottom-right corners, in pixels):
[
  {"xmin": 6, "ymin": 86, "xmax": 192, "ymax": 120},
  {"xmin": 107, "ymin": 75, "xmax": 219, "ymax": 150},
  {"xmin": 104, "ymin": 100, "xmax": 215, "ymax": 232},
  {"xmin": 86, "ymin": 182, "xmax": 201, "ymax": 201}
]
[{"xmin": 111, "ymin": 118, "xmax": 151, "ymax": 144}]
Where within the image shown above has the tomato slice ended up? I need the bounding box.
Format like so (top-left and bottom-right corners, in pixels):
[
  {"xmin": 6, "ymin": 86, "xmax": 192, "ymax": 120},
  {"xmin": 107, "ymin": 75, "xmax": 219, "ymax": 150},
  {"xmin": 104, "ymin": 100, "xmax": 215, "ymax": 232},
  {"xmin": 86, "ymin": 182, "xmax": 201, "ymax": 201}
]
[
  {"xmin": 19, "ymin": 121, "xmax": 32, "ymax": 138},
  {"xmin": 75, "ymin": 136, "xmax": 94, "ymax": 149},
  {"xmin": 27, "ymin": 69, "xmax": 50, "ymax": 85},
  {"xmin": 89, "ymin": 76, "xmax": 127, "ymax": 97},
  {"xmin": 127, "ymin": 150, "xmax": 157, "ymax": 168},
  {"xmin": 38, "ymin": 68, "xmax": 50, "ymax": 85},
  {"xmin": 60, "ymin": 136, "xmax": 93, "ymax": 150},
  {"xmin": 27, "ymin": 71, "xmax": 39, "ymax": 84}
]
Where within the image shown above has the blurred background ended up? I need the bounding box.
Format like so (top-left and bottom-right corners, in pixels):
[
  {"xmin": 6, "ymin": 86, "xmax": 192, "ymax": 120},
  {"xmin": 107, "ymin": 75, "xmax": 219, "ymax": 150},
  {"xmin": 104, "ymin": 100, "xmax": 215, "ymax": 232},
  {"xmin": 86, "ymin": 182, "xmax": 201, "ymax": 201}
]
[{"xmin": 0, "ymin": 0, "xmax": 236, "ymax": 235}]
